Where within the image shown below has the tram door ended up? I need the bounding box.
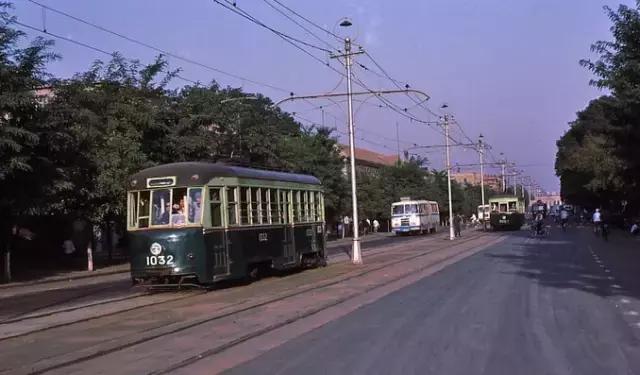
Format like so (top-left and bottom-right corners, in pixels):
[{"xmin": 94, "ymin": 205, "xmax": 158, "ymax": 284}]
[
  {"xmin": 280, "ymin": 189, "xmax": 296, "ymax": 263},
  {"xmin": 208, "ymin": 187, "xmax": 230, "ymax": 278}
]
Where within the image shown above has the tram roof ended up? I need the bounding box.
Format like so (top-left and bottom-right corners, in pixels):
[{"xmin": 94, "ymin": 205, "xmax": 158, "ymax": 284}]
[{"xmin": 129, "ymin": 162, "xmax": 321, "ymax": 188}]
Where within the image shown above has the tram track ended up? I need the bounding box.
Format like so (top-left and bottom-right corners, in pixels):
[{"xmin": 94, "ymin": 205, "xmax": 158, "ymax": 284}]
[
  {"xmin": 24, "ymin": 231, "xmax": 497, "ymax": 375},
  {"xmin": 0, "ymin": 232, "xmax": 434, "ymax": 339}
]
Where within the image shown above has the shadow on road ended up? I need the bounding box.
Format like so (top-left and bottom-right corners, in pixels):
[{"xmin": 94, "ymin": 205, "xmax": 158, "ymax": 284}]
[{"xmin": 482, "ymin": 226, "xmax": 640, "ymax": 300}]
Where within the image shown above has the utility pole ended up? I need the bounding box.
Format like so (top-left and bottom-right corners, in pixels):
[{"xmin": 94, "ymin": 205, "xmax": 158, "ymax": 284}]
[
  {"xmin": 443, "ymin": 113, "xmax": 455, "ymax": 240},
  {"xmin": 500, "ymin": 153, "xmax": 506, "ymax": 193},
  {"xmin": 331, "ymin": 34, "xmax": 364, "ymax": 264},
  {"xmin": 512, "ymin": 170, "xmax": 517, "ymax": 197},
  {"xmin": 478, "ymin": 134, "xmax": 486, "ymax": 230}
]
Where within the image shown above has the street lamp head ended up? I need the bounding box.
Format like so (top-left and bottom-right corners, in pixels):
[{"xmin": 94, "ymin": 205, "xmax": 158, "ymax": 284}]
[
  {"xmin": 339, "ymin": 18, "xmax": 353, "ymax": 27},
  {"xmin": 441, "ymin": 103, "xmax": 448, "ymax": 109}
]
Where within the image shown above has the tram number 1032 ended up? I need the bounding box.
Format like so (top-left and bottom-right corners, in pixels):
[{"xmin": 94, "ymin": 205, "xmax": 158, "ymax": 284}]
[{"xmin": 146, "ymin": 255, "xmax": 175, "ymax": 266}]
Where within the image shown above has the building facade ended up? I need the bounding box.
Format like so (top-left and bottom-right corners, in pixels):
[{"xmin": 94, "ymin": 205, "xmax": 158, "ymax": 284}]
[
  {"xmin": 339, "ymin": 144, "xmax": 398, "ymax": 177},
  {"xmin": 451, "ymin": 171, "xmax": 502, "ymax": 191}
]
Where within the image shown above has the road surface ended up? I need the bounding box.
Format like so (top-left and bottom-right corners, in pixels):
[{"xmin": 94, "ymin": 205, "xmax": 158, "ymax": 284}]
[{"xmin": 226, "ymin": 226, "xmax": 640, "ymax": 375}]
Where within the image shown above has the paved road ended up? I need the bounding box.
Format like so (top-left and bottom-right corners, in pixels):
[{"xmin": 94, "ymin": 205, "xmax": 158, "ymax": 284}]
[{"xmin": 226, "ymin": 226, "xmax": 640, "ymax": 375}]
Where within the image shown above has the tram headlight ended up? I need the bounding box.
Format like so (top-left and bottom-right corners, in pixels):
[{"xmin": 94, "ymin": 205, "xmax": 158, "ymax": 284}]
[{"xmin": 392, "ymin": 218, "xmax": 400, "ymax": 226}]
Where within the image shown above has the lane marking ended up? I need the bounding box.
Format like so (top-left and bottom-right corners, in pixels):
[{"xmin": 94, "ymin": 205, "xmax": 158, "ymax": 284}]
[
  {"xmin": 625, "ymin": 311, "xmax": 639, "ymax": 316},
  {"xmin": 621, "ymin": 298, "xmax": 631, "ymax": 304},
  {"xmin": 607, "ymin": 276, "xmax": 615, "ymax": 280},
  {"xmin": 605, "ymin": 269, "xmax": 611, "ymax": 273},
  {"xmin": 634, "ymin": 322, "xmax": 640, "ymax": 328},
  {"xmin": 612, "ymin": 284, "xmax": 623, "ymax": 289}
]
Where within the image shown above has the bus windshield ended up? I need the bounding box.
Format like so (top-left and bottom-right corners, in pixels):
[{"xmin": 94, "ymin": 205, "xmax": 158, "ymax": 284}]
[
  {"xmin": 392, "ymin": 204, "xmax": 418, "ymax": 215},
  {"xmin": 129, "ymin": 186, "xmax": 203, "ymax": 229}
]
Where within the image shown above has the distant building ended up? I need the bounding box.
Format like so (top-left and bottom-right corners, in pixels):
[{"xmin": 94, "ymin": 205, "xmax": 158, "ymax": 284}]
[
  {"xmin": 451, "ymin": 171, "xmax": 501, "ymax": 191},
  {"xmin": 534, "ymin": 192, "xmax": 562, "ymax": 208},
  {"xmin": 339, "ymin": 144, "xmax": 398, "ymax": 177}
]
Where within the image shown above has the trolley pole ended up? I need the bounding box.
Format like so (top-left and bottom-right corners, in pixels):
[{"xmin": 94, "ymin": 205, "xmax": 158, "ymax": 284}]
[
  {"xmin": 333, "ymin": 36, "xmax": 364, "ymax": 264},
  {"xmin": 512, "ymin": 170, "xmax": 517, "ymax": 197},
  {"xmin": 478, "ymin": 134, "xmax": 486, "ymax": 230},
  {"xmin": 444, "ymin": 114, "xmax": 455, "ymax": 241}
]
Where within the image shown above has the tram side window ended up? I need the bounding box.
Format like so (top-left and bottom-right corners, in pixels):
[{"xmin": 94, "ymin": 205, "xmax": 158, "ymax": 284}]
[
  {"xmin": 431, "ymin": 203, "xmax": 439, "ymax": 214},
  {"xmin": 260, "ymin": 188, "xmax": 269, "ymax": 224},
  {"xmin": 250, "ymin": 188, "xmax": 259, "ymax": 224},
  {"xmin": 227, "ymin": 187, "xmax": 238, "ymax": 225},
  {"xmin": 269, "ymin": 189, "xmax": 279, "ymax": 224},
  {"xmin": 310, "ymin": 192, "xmax": 316, "ymax": 222},
  {"xmin": 240, "ymin": 187, "xmax": 250, "ymax": 225},
  {"xmin": 137, "ymin": 191, "xmax": 150, "ymax": 228},
  {"xmin": 188, "ymin": 188, "xmax": 203, "ymax": 224},
  {"xmin": 318, "ymin": 193, "xmax": 322, "ymax": 221},
  {"xmin": 209, "ymin": 188, "xmax": 222, "ymax": 227},
  {"xmin": 508, "ymin": 201, "xmax": 517, "ymax": 212},
  {"xmin": 293, "ymin": 191, "xmax": 301, "ymax": 223},
  {"xmin": 302, "ymin": 191, "xmax": 309, "ymax": 222},
  {"xmin": 128, "ymin": 192, "xmax": 138, "ymax": 228},
  {"xmin": 280, "ymin": 190, "xmax": 289, "ymax": 224}
]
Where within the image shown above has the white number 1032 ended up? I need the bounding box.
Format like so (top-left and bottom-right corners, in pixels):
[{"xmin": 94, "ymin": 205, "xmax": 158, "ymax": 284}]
[{"xmin": 146, "ymin": 255, "xmax": 174, "ymax": 266}]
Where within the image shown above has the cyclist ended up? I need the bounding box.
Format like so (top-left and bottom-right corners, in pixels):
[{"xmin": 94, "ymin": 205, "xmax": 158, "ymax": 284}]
[
  {"xmin": 560, "ymin": 207, "xmax": 569, "ymax": 231},
  {"xmin": 534, "ymin": 212, "xmax": 545, "ymax": 236},
  {"xmin": 593, "ymin": 208, "xmax": 602, "ymax": 235}
]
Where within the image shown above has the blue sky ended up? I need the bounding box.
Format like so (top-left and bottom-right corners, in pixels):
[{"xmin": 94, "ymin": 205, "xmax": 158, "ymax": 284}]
[{"xmin": 12, "ymin": 0, "xmax": 634, "ymax": 192}]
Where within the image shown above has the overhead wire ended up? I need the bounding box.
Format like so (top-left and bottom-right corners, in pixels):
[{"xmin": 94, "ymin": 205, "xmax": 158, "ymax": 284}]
[
  {"xmin": 261, "ymin": 0, "xmax": 338, "ymax": 52},
  {"xmin": 11, "ymin": 20, "xmax": 201, "ymax": 86},
  {"xmin": 24, "ymin": 0, "xmax": 291, "ymax": 93},
  {"xmin": 269, "ymin": 0, "xmax": 343, "ymax": 42}
]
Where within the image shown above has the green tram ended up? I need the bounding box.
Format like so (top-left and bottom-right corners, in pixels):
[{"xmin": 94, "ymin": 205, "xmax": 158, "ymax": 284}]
[
  {"xmin": 126, "ymin": 162, "xmax": 326, "ymax": 287},
  {"xmin": 488, "ymin": 195, "xmax": 526, "ymax": 231}
]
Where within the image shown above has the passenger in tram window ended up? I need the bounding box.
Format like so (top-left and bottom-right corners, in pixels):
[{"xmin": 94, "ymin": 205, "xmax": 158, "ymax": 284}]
[
  {"xmin": 171, "ymin": 199, "xmax": 186, "ymax": 225},
  {"xmin": 188, "ymin": 190, "xmax": 202, "ymax": 223}
]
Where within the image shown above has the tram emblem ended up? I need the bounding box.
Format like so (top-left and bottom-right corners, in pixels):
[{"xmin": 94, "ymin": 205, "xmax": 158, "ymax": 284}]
[
  {"xmin": 150, "ymin": 242, "xmax": 162, "ymax": 255},
  {"xmin": 258, "ymin": 233, "xmax": 268, "ymax": 242}
]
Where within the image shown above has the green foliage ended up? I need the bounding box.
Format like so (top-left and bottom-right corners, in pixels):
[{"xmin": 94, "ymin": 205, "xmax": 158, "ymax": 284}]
[{"xmin": 558, "ymin": 2, "xmax": 640, "ymax": 213}]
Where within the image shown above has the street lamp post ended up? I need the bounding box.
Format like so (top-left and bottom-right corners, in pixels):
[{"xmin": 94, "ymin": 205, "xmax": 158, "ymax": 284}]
[
  {"xmin": 443, "ymin": 110, "xmax": 455, "ymax": 240},
  {"xmin": 332, "ymin": 18, "xmax": 364, "ymax": 264},
  {"xmin": 478, "ymin": 134, "xmax": 486, "ymax": 230}
]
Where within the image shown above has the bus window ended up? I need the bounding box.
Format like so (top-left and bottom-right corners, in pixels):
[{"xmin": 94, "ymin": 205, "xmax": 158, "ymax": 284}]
[
  {"xmin": 392, "ymin": 205, "xmax": 404, "ymax": 215},
  {"xmin": 260, "ymin": 188, "xmax": 269, "ymax": 224},
  {"xmin": 269, "ymin": 189, "xmax": 279, "ymax": 224},
  {"xmin": 188, "ymin": 188, "xmax": 203, "ymax": 224},
  {"xmin": 208, "ymin": 188, "xmax": 222, "ymax": 227},
  {"xmin": 138, "ymin": 191, "xmax": 150, "ymax": 228},
  {"xmin": 151, "ymin": 189, "xmax": 171, "ymax": 225},
  {"xmin": 227, "ymin": 187, "xmax": 238, "ymax": 225},
  {"xmin": 240, "ymin": 187, "xmax": 250, "ymax": 225}
]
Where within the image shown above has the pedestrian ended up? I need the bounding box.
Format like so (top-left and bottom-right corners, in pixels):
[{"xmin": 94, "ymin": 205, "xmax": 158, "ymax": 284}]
[
  {"xmin": 373, "ymin": 219, "xmax": 380, "ymax": 233},
  {"xmin": 343, "ymin": 216, "xmax": 350, "ymax": 237},
  {"xmin": 453, "ymin": 214, "xmax": 462, "ymax": 237}
]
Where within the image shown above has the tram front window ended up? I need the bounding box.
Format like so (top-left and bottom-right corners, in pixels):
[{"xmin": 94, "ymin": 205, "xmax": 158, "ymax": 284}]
[{"xmin": 130, "ymin": 187, "xmax": 203, "ymax": 229}]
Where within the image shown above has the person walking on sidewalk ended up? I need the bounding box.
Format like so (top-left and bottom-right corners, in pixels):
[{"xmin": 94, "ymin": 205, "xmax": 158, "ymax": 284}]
[
  {"xmin": 453, "ymin": 214, "xmax": 462, "ymax": 238},
  {"xmin": 373, "ymin": 219, "xmax": 380, "ymax": 233}
]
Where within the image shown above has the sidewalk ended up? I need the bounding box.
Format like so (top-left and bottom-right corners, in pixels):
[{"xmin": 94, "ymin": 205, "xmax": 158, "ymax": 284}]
[{"xmin": 0, "ymin": 232, "xmax": 393, "ymax": 289}]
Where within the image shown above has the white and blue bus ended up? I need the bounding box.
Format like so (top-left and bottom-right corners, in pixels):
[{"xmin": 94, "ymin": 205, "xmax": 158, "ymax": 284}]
[{"xmin": 391, "ymin": 198, "xmax": 440, "ymax": 235}]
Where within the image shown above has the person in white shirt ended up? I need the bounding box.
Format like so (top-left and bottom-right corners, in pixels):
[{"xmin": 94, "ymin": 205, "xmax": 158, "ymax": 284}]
[{"xmin": 592, "ymin": 209, "xmax": 602, "ymax": 233}]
